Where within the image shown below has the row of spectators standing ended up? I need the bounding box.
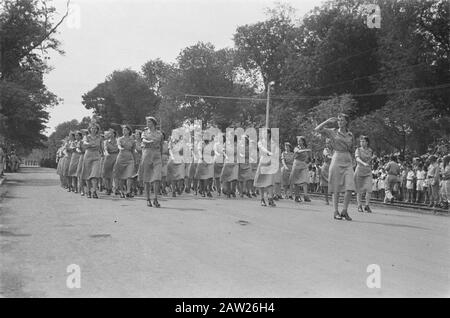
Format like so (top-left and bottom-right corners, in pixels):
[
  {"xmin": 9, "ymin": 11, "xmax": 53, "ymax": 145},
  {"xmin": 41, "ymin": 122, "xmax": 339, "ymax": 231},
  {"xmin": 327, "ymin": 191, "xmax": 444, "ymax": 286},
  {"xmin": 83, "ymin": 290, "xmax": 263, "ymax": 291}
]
[
  {"xmin": 308, "ymin": 150, "xmax": 450, "ymax": 210},
  {"xmin": 0, "ymin": 145, "xmax": 21, "ymax": 177}
]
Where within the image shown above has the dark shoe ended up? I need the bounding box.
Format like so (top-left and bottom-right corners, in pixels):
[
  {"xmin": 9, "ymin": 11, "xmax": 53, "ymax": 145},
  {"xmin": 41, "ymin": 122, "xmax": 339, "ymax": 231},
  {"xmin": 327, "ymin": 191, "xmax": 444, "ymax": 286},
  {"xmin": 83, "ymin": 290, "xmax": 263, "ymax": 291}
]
[
  {"xmin": 207, "ymin": 191, "xmax": 213, "ymax": 198},
  {"xmin": 268, "ymin": 198, "xmax": 276, "ymax": 207},
  {"xmin": 172, "ymin": 191, "xmax": 176, "ymax": 198},
  {"xmin": 153, "ymin": 198, "xmax": 161, "ymax": 208},
  {"xmin": 303, "ymin": 196, "xmax": 311, "ymax": 202},
  {"xmin": 333, "ymin": 212, "xmax": 342, "ymax": 220},
  {"xmin": 357, "ymin": 205, "xmax": 364, "ymax": 213},
  {"xmin": 87, "ymin": 191, "xmax": 92, "ymax": 198},
  {"xmin": 246, "ymin": 192, "xmax": 252, "ymax": 199},
  {"xmin": 126, "ymin": 192, "xmax": 134, "ymax": 198},
  {"xmin": 120, "ymin": 192, "xmax": 125, "ymax": 198},
  {"xmin": 364, "ymin": 205, "xmax": 372, "ymax": 213},
  {"xmin": 273, "ymin": 195, "xmax": 279, "ymax": 201},
  {"xmin": 261, "ymin": 199, "xmax": 267, "ymax": 207},
  {"xmin": 92, "ymin": 191, "xmax": 98, "ymax": 199},
  {"xmin": 147, "ymin": 199, "xmax": 152, "ymax": 207},
  {"xmin": 231, "ymin": 192, "xmax": 236, "ymax": 198},
  {"xmin": 341, "ymin": 210, "xmax": 352, "ymax": 221}
]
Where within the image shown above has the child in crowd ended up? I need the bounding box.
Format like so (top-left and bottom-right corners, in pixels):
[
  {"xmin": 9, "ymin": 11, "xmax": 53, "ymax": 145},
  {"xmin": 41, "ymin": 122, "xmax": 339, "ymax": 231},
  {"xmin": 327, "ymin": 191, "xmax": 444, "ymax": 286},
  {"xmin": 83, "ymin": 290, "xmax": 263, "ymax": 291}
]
[{"xmin": 406, "ymin": 165, "xmax": 415, "ymax": 203}]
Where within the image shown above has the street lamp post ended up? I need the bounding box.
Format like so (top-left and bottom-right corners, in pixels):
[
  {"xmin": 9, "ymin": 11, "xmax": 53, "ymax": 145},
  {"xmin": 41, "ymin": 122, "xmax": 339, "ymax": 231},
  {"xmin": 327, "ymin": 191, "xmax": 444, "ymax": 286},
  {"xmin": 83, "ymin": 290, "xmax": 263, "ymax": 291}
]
[{"xmin": 266, "ymin": 81, "xmax": 275, "ymax": 128}]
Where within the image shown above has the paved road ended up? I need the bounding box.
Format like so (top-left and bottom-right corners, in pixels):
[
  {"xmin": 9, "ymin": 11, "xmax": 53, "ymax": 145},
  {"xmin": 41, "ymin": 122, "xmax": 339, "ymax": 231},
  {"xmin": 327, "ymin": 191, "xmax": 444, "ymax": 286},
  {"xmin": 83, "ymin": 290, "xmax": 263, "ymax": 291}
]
[{"xmin": 0, "ymin": 168, "xmax": 449, "ymax": 297}]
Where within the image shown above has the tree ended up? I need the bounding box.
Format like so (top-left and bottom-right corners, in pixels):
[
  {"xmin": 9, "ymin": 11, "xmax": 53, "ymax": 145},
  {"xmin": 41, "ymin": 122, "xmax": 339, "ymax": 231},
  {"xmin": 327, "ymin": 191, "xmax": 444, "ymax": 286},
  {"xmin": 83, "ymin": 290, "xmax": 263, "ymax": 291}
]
[
  {"xmin": 82, "ymin": 69, "xmax": 159, "ymax": 130},
  {"xmin": 0, "ymin": 0, "xmax": 68, "ymax": 151}
]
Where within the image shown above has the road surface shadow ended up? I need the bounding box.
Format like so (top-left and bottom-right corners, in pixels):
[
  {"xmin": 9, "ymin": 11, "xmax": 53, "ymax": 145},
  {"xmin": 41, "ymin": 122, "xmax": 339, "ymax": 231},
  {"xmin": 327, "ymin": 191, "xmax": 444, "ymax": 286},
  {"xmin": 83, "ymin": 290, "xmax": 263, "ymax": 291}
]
[
  {"xmin": 352, "ymin": 220, "xmax": 429, "ymax": 230},
  {"xmin": 0, "ymin": 230, "xmax": 32, "ymax": 237},
  {"xmin": 158, "ymin": 207, "xmax": 206, "ymax": 212}
]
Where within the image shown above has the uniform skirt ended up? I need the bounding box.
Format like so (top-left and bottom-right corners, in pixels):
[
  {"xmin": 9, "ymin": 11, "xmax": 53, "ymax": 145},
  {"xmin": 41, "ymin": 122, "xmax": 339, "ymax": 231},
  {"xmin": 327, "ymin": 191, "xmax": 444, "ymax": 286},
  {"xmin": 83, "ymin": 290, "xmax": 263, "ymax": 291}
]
[
  {"xmin": 354, "ymin": 174, "xmax": 373, "ymax": 193},
  {"xmin": 56, "ymin": 158, "xmax": 64, "ymax": 176},
  {"xmin": 220, "ymin": 163, "xmax": 239, "ymax": 182},
  {"xmin": 281, "ymin": 164, "xmax": 292, "ymax": 187},
  {"xmin": 139, "ymin": 148, "xmax": 162, "ymax": 183},
  {"xmin": 354, "ymin": 166, "xmax": 372, "ymax": 193},
  {"xmin": 186, "ymin": 162, "xmax": 197, "ymax": 179},
  {"xmin": 214, "ymin": 163, "xmax": 224, "ymax": 178},
  {"xmin": 238, "ymin": 163, "xmax": 253, "ymax": 182},
  {"xmin": 76, "ymin": 154, "xmax": 84, "ymax": 179},
  {"xmin": 68, "ymin": 153, "xmax": 82, "ymax": 177},
  {"xmin": 62, "ymin": 154, "xmax": 71, "ymax": 177},
  {"xmin": 134, "ymin": 153, "xmax": 142, "ymax": 178},
  {"xmin": 328, "ymin": 151, "xmax": 355, "ymax": 194},
  {"xmin": 195, "ymin": 162, "xmax": 214, "ymax": 180},
  {"xmin": 81, "ymin": 150, "xmax": 101, "ymax": 180},
  {"xmin": 102, "ymin": 153, "xmax": 118, "ymax": 179},
  {"xmin": 114, "ymin": 150, "xmax": 135, "ymax": 180},
  {"xmin": 167, "ymin": 160, "xmax": 185, "ymax": 182},
  {"xmin": 289, "ymin": 160, "xmax": 309, "ymax": 185},
  {"xmin": 253, "ymin": 161, "xmax": 275, "ymax": 188}
]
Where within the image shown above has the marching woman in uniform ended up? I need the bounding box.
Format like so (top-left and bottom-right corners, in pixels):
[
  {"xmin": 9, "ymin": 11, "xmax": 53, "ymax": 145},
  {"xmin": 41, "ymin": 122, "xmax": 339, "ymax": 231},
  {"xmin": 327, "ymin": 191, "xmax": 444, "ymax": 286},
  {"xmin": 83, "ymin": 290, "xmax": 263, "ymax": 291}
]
[
  {"xmin": 290, "ymin": 136, "xmax": 312, "ymax": 203},
  {"xmin": 220, "ymin": 136, "xmax": 239, "ymax": 198},
  {"xmin": 254, "ymin": 129, "xmax": 277, "ymax": 207},
  {"xmin": 114, "ymin": 125, "xmax": 136, "ymax": 198},
  {"xmin": 315, "ymin": 114, "xmax": 355, "ymax": 221},
  {"xmin": 354, "ymin": 135, "xmax": 373, "ymax": 213},
  {"xmin": 161, "ymin": 134, "xmax": 170, "ymax": 195},
  {"xmin": 139, "ymin": 116, "xmax": 164, "ymax": 207},
  {"xmin": 213, "ymin": 135, "xmax": 225, "ymax": 195},
  {"xmin": 63, "ymin": 133, "xmax": 75, "ymax": 191},
  {"xmin": 167, "ymin": 134, "xmax": 185, "ymax": 197},
  {"xmin": 281, "ymin": 142, "xmax": 294, "ymax": 199},
  {"xmin": 81, "ymin": 122, "xmax": 102, "ymax": 199},
  {"xmin": 56, "ymin": 142, "xmax": 66, "ymax": 187},
  {"xmin": 195, "ymin": 136, "xmax": 214, "ymax": 197},
  {"xmin": 102, "ymin": 129, "xmax": 119, "ymax": 195},
  {"xmin": 320, "ymin": 138, "xmax": 333, "ymax": 205},
  {"xmin": 68, "ymin": 131, "xmax": 83, "ymax": 193},
  {"xmin": 238, "ymin": 135, "xmax": 254, "ymax": 198},
  {"xmin": 133, "ymin": 130, "xmax": 144, "ymax": 196},
  {"xmin": 76, "ymin": 129, "xmax": 88, "ymax": 196}
]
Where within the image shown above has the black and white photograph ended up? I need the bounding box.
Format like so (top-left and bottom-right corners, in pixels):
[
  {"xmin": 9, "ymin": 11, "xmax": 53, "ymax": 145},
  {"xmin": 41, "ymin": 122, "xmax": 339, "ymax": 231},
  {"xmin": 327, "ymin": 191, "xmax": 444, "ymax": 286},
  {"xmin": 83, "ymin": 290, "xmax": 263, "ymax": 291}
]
[{"xmin": 0, "ymin": 0, "xmax": 449, "ymax": 301}]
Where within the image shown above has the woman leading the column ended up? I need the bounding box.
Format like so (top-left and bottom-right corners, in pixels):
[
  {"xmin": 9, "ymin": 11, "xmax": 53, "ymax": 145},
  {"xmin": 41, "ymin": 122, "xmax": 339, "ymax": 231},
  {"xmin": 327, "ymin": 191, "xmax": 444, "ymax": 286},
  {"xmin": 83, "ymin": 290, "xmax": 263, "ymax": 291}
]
[
  {"xmin": 139, "ymin": 116, "xmax": 164, "ymax": 207},
  {"xmin": 315, "ymin": 114, "xmax": 355, "ymax": 221},
  {"xmin": 81, "ymin": 123, "xmax": 102, "ymax": 199},
  {"xmin": 354, "ymin": 135, "xmax": 373, "ymax": 213}
]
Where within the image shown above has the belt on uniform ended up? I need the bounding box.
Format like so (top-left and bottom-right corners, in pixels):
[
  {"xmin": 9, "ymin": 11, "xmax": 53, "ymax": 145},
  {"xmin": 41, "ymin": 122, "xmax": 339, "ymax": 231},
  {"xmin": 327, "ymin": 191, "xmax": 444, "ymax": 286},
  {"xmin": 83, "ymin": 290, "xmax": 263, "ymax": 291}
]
[
  {"xmin": 427, "ymin": 176, "xmax": 434, "ymax": 178},
  {"xmin": 108, "ymin": 151, "xmax": 119, "ymax": 154}
]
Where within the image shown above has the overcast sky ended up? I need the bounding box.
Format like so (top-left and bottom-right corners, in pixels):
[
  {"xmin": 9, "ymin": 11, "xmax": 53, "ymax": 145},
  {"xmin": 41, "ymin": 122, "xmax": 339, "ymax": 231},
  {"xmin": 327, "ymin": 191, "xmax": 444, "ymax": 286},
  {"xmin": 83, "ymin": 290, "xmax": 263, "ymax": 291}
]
[{"xmin": 44, "ymin": 0, "xmax": 323, "ymax": 135}]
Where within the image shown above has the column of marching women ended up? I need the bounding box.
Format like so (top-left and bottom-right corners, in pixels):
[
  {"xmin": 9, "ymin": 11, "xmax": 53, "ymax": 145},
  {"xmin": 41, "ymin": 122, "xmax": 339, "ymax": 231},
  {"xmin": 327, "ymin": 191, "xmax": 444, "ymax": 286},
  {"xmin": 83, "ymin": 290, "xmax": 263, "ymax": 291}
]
[{"xmin": 55, "ymin": 113, "xmax": 450, "ymax": 217}]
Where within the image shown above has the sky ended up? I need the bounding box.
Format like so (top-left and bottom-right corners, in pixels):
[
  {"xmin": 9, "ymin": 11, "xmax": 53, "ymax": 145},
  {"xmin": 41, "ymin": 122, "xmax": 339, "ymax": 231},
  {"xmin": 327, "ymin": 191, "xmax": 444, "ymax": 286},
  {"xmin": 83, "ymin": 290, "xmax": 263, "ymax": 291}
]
[{"xmin": 44, "ymin": 0, "xmax": 323, "ymax": 135}]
